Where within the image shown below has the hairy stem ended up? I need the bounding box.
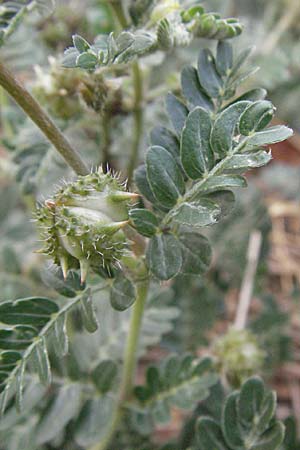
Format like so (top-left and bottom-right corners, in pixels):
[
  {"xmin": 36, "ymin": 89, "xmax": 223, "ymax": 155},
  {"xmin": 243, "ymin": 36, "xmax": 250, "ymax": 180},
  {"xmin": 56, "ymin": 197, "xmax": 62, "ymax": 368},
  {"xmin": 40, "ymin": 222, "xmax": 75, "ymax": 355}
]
[
  {"xmin": 90, "ymin": 278, "xmax": 149, "ymax": 450},
  {"xmin": 0, "ymin": 61, "xmax": 89, "ymax": 176}
]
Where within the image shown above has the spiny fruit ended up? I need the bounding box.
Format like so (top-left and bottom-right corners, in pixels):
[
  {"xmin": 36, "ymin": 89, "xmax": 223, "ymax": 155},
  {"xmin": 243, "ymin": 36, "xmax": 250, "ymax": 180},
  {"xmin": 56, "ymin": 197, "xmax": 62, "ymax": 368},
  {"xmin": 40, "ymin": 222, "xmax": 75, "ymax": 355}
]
[{"xmin": 35, "ymin": 169, "xmax": 138, "ymax": 283}]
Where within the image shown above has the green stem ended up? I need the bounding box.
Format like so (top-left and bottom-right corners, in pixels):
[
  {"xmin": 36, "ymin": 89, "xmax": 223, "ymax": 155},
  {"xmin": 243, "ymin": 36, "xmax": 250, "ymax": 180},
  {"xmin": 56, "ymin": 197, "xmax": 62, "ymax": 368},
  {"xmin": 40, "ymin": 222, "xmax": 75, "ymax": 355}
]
[
  {"xmin": 127, "ymin": 61, "xmax": 144, "ymax": 185},
  {"xmin": 89, "ymin": 278, "xmax": 149, "ymax": 450},
  {"xmin": 0, "ymin": 60, "xmax": 89, "ymax": 176},
  {"xmin": 120, "ymin": 279, "xmax": 149, "ymax": 397}
]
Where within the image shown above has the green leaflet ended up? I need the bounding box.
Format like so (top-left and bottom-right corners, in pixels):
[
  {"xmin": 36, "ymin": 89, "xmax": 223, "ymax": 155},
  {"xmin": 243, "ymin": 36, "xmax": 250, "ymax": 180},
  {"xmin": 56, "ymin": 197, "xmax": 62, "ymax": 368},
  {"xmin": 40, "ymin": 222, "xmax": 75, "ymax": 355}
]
[
  {"xmin": 171, "ymin": 198, "xmax": 221, "ymax": 227},
  {"xmin": 210, "ymin": 101, "xmax": 250, "ymax": 157},
  {"xmin": 180, "ymin": 107, "xmax": 214, "ymax": 180},
  {"xmin": 238, "ymin": 379, "xmax": 276, "ymax": 436},
  {"xmin": 31, "ymin": 337, "xmax": 51, "ymax": 386},
  {"xmin": 53, "ymin": 313, "xmax": 69, "ymax": 357},
  {"xmin": 228, "ymin": 88, "xmax": 267, "ymax": 104},
  {"xmin": 146, "ymin": 233, "xmax": 182, "ymax": 280},
  {"xmin": 80, "ymin": 289, "xmax": 99, "ymax": 333},
  {"xmin": 251, "ymin": 423, "xmax": 285, "ymax": 450},
  {"xmin": 91, "ymin": 360, "xmax": 118, "ymax": 393},
  {"xmin": 216, "ymin": 40, "xmax": 233, "ymax": 76},
  {"xmin": 281, "ymin": 416, "xmax": 300, "ymax": 449},
  {"xmin": 178, "ymin": 231, "xmax": 212, "ymax": 276},
  {"xmin": 0, "ymin": 297, "xmax": 58, "ymax": 327},
  {"xmin": 150, "ymin": 126, "xmax": 180, "ymax": 161},
  {"xmin": 110, "ymin": 274, "xmax": 136, "ymax": 311},
  {"xmin": 239, "ymin": 101, "xmax": 274, "ymax": 135},
  {"xmin": 223, "ymin": 151, "xmax": 272, "ymax": 170},
  {"xmin": 197, "ymin": 49, "xmax": 223, "ymax": 98},
  {"xmin": 134, "ymin": 165, "xmax": 157, "ymax": 205},
  {"xmin": 201, "ymin": 175, "xmax": 247, "ymax": 193},
  {"xmin": 0, "ymin": 326, "xmax": 36, "ymax": 350},
  {"xmin": 76, "ymin": 52, "xmax": 98, "ymax": 69},
  {"xmin": 245, "ymin": 125, "xmax": 293, "ymax": 147},
  {"xmin": 146, "ymin": 146, "xmax": 185, "ymax": 208},
  {"xmin": 196, "ymin": 417, "xmax": 228, "ymax": 450},
  {"xmin": 206, "ymin": 190, "xmax": 236, "ymax": 219},
  {"xmin": 181, "ymin": 66, "xmax": 214, "ymax": 110},
  {"xmin": 166, "ymin": 93, "xmax": 189, "ymax": 136},
  {"xmin": 72, "ymin": 34, "xmax": 91, "ymax": 52},
  {"xmin": 129, "ymin": 208, "xmax": 159, "ymax": 237},
  {"xmin": 238, "ymin": 376, "xmax": 265, "ymax": 427},
  {"xmin": 62, "ymin": 47, "xmax": 80, "ymax": 68},
  {"xmin": 222, "ymin": 392, "xmax": 245, "ymax": 448}
]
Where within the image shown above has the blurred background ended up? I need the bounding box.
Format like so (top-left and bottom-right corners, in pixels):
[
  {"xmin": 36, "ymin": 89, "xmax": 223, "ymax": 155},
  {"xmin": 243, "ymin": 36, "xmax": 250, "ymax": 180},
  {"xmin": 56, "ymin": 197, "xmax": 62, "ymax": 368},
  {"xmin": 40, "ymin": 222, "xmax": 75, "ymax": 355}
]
[{"xmin": 1, "ymin": 0, "xmax": 300, "ymax": 448}]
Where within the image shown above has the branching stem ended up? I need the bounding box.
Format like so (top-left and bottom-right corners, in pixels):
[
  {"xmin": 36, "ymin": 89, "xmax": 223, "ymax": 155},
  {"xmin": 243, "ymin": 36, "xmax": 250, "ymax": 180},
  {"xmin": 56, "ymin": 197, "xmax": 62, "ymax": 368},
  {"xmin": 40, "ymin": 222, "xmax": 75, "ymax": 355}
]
[{"xmin": 0, "ymin": 61, "xmax": 89, "ymax": 176}]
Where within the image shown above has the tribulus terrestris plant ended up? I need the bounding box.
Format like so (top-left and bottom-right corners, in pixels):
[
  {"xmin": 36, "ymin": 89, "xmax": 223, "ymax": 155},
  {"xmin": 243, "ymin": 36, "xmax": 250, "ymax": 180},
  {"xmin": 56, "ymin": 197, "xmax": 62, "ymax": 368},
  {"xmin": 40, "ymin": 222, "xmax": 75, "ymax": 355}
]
[{"xmin": 0, "ymin": 1, "xmax": 294, "ymax": 449}]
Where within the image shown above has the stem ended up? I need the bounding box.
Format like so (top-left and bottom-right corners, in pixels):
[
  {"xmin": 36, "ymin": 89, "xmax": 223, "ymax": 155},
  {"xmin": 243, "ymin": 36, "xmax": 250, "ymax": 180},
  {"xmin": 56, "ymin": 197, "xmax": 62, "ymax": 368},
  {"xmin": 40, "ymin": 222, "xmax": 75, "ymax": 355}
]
[
  {"xmin": 90, "ymin": 278, "xmax": 149, "ymax": 450},
  {"xmin": 120, "ymin": 279, "xmax": 149, "ymax": 397},
  {"xmin": 0, "ymin": 61, "xmax": 89, "ymax": 176},
  {"xmin": 127, "ymin": 61, "xmax": 144, "ymax": 185}
]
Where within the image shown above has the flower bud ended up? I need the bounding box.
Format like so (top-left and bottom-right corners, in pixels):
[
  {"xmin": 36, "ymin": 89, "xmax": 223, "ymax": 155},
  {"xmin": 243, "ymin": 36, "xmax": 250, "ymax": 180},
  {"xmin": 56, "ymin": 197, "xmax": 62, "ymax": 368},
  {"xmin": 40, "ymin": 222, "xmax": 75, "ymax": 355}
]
[{"xmin": 36, "ymin": 169, "xmax": 138, "ymax": 282}]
